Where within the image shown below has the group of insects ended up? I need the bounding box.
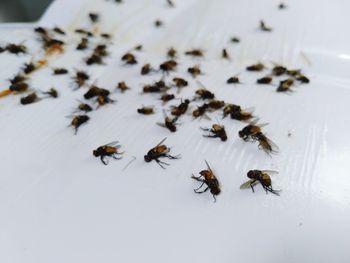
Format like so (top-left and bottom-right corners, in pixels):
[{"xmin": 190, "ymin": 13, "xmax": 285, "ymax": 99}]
[{"xmin": 0, "ymin": 0, "xmax": 306, "ymax": 201}]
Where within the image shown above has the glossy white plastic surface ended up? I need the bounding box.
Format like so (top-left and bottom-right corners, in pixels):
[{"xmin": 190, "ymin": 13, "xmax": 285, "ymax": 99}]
[{"xmin": 1, "ymin": 0, "xmax": 350, "ymax": 262}]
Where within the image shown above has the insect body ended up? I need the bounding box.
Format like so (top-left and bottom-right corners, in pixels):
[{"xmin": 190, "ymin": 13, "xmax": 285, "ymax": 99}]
[
  {"xmin": 201, "ymin": 124, "xmax": 227, "ymax": 141},
  {"xmin": 240, "ymin": 170, "xmax": 280, "ymax": 195},
  {"xmin": 144, "ymin": 138, "xmax": 180, "ymax": 169},
  {"xmin": 93, "ymin": 141, "xmax": 123, "ymax": 165}
]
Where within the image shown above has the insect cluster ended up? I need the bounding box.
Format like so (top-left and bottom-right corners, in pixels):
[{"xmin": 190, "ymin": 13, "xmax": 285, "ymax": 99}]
[{"xmin": 0, "ymin": 0, "xmax": 312, "ymax": 202}]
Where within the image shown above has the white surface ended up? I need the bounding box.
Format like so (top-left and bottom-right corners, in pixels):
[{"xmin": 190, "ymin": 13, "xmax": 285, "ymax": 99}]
[{"xmin": 1, "ymin": 0, "xmax": 350, "ymax": 262}]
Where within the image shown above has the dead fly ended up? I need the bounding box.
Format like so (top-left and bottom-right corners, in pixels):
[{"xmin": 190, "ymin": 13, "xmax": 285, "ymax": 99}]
[
  {"xmin": 157, "ymin": 111, "xmax": 179, "ymax": 132},
  {"xmin": 53, "ymin": 27, "xmax": 66, "ymax": 35},
  {"xmin": 9, "ymin": 74, "xmax": 27, "ymax": 85},
  {"xmin": 188, "ymin": 65, "xmax": 201, "ymax": 78},
  {"xmin": 137, "ymin": 106, "xmax": 154, "ymax": 115},
  {"xmin": 160, "ymin": 93, "xmax": 175, "ymax": 104},
  {"xmin": 185, "ymin": 49, "xmax": 204, "ymax": 57},
  {"xmin": 34, "ymin": 27, "xmax": 48, "ymax": 36},
  {"xmin": 251, "ymin": 132, "xmax": 279, "ymax": 155},
  {"xmin": 93, "ymin": 141, "xmax": 123, "ymax": 165},
  {"xmin": 23, "ymin": 62, "xmax": 38, "ymax": 75},
  {"xmin": 201, "ymin": 124, "xmax": 227, "ymax": 141},
  {"xmin": 5, "ymin": 43, "xmax": 27, "ymax": 54},
  {"xmin": 143, "ymin": 79, "xmax": 169, "ymax": 93},
  {"xmin": 159, "ymin": 60, "xmax": 177, "ymax": 73},
  {"xmin": 278, "ymin": 2, "xmax": 287, "ymax": 9},
  {"xmin": 155, "ymin": 19, "xmax": 163, "ymax": 27},
  {"xmin": 117, "ymin": 81, "xmax": 129, "ymax": 93},
  {"xmin": 167, "ymin": 47, "xmax": 177, "ymax": 58},
  {"xmin": 133, "ymin": 44, "xmax": 143, "ymax": 51},
  {"xmin": 238, "ymin": 119, "xmax": 267, "ymax": 141},
  {"xmin": 89, "ymin": 13, "xmax": 99, "ymax": 23},
  {"xmin": 121, "ymin": 52, "xmax": 137, "ymax": 65},
  {"xmin": 295, "ymin": 73, "xmax": 310, "ymax": 84},
  {"xmin": 73, "ymin": 71, "xmax": 90, "ymax": 88},
  {"xmin": 230, "ymin": 37, "xmax": 240, "ymax": 43},
  {"xmin": 42, "ymin": 38, "xmax": 65, "ymax": 54},
  {"xmin": 286, "ymin": 69, "xmax": 301, "ymax": 77},
  {"xmin": 53, "ymin": 68, "xmax": 68, "ymax": 75},
  {"xmin": 166, "ymin": 0, "xmax": 175, "ymax": 7},
  {"xmin": 173, "ymin": 77, "xmax": 188, "ymax": 90},
  {"xmin": 227, "ymin": 75, "xmax": 241, "ymax": 84},
  {"xmin": 96, "ymin": 94, "xmax": 114, "ymax": 108},
  {"xmin": 101, "ymin": 33, "xmax": 111, "ymax": 39},
  {"xmin": 75, "ymin": 28, "xmax": 93, "ymax": 37},
  {"xmin": 76, "ymin": 102, "xmax": 93, "ymax": 113},
  {"xmin": 141, "ymin": 63, "xmax": 153, "ymax": 75},
  {"xmin": 86, "ymin": 54, "xmax": 103, "ymax": 65},
  {"xmin": 195, "ymin": 88, "xmax": 215, "ymax": 100},
  {"xmin": 208, "ymin": 100, "xmax": 225, "ymax": 110},
  {"xmin": 191, "ymin": 161, "xmax": 221, "ymax": 202},
  {"xmin": 20, "ymin": 92, "xmax": 40, "ymax": 105},
  {"xmin": 223, "ymin": 104, "xmax": 254, "ymax": 121},
  {"xmin": 171, "ymin": 99, "xmax": 190, "ymax": 116},
  {"xmin": 192, "ymin": 103, "xmax": 210, "ymax": 119},
  {"xmin": 222, "ymin": 48, "xmax": 230, "ymax": 60},
  {"xmin": 144, "ymin": 138, "xmax": 180, "ymax": 169},
  {"xmin": 77, "ymin": 37, "xmax": 89, "ymax": 50},
  {"xmin": 9, "ymin": 82, "xmax": 28, "ymax": 93},
  {"xmin": 272, "ymin": 65, "xmax": 287, "ymax": 76},
  {"xmin": 240, "ymin": 170, "xmax": 280, "ymax": 195},
  {"xmin": 257, "ymin": 75, "xmax": 273, "ymax": 84},
  {"xmin": 94, "ymin": 44, "xmax": 108, "ymax": 56},
  {"xmin": 246, "ymin": 63, "xmax": 265, "ymax": 72},
  {"xmin": 277, "ymin": 78, "xmax": 294, "ymax": 92},
  {"xmin": 259, "ymin": 20, "xmax": 272, "ymax": 32},
  {"xmin": 70, "ymin": 115, "xmax": 90, "ymax": 134},
  {"xmin": 84, "ymin": 85, "xmax": 110, "ymax": 99},
  {"xmin": 42, "ymin": 88, "xmax": 58, "ymax": 98}
]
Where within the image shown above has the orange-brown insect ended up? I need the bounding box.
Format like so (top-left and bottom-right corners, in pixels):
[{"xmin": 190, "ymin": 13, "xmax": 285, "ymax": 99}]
[
  {"xmin": 143, "ymin": 79, "xmax": 169, "ymax": 93},
  {"xmin": 137, "ymin": 106, "xmax": 154, "ymax": 115},
  {"xmin": 96, "ymin": 94, "xmax": 114, "ymax": 108},
  {"xmin": 188, "ymin": 65, "xmax": 201, "ymax": 78},
  {"xmin": 73, "ymin": 71, "xmax": 90, "ymax": 88},
  {"xmin": 144, "ymin": 138, "xmax": 180, "ymax": 169},
  {"xmin": 141, "ymin": 63, "xmax": 153, "ymax": 75},
  {"xmin": 238, "ymin": 119, "xmax": 267, "ymax": 141},
  {"xmin": 93, "ymin": 141, "xmax": 123, "ymax": 165},
  {"xmin": 160, "ymin": 93, "xmax": 175, "ymax": 104},
  {"xmin": 171, "ymin": 99, "xmax": 190, "ymax": 116},
  {"xmin": 70, "ymin": 115, "xmax": 90, "ymax": 134},
  {"xmin": 195, "ymin": 88, "xmax": 215, "ymax": 100},
  {"xmin": 117, "ymin": 81, "xmax": 129, "ymax": 93},
  {"xmin": 167, "ymin": 47, "xmax": 177, "ymax": 58},
  {"xmin": 257, "ymin": 75, "xmax": 273, "ymax": 84},
  {"xmin": 277, "ymin": 78, "xmax": 294, "ymax": 92},
  {"xmin": 201, "ymin": 124, "xmax": 227, "ymax": 141},
  {"xmin": 223, "ymin": 104, "xmax": 254, "ymax": 121},
  {"xmin": 157, "ymin": 112, "xmax": 179, "ymax": 132},
  {"xmin": 121, "ymin": 52, "xmax": 137, "ymax": 65},
  {"xmin": 259, "ymin": 20, "xmax": 272, "ymax": 32},
  {"xmin": 208, "ymin": 100, "xmax": 225, "ymax": 110},
  {"xmin": 246, "ymin": 63, "xmax": 265, "ymax": 72},
  {"xmin": 193, "ymin": 103, "xmax": 210, "ymax": 119},
  {"xmin": 185, "ymin": 49, "xmax": 204, "ymax": 57},
  {"xmin": 84, "ymin": 85, "xmax": 110, "ymax": 99},
  {"xmin": 159, "ymin": 60, "xmax": 177, "ymax": 73},
  {"xmin": 77, "ymin": 37, "xmax": 89, "ymax": 50},
  {"xmin": 240, "ymin": 170, "xmax": 280, "ymax": 195},
  {"xmin": 272, "ymin": 65, "xmax": 287, "ymax": 76},
  {"xmin": 173, "ymin": 77, "xmax": 188, "ymax": 88},
  {"xmin": 251, "ymin": 132, "xmax": 279, "ymax": 155},
  {"xmin": 191, "ymin": 161, "xmax": 221, "ymax": 202}
]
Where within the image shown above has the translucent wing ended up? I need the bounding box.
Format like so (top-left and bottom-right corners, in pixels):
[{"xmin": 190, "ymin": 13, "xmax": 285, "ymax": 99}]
[
  {"xmin": 106, "ymin": 141, "xmax": 119, "ymax": 146},
  {"xmin": 260, "ymin": 170, "xmax": 279, "ymax": 175},
  {"xmin": 155, "ymin": 137, "xmax": 167, "ymax": 147},
  {"xmin": 205, "ymin": 160, "xmax": 213, "ymax": 174},
  {"xmin": 240, "ymin": 179, "xmax": 258, "ymax": 189}
]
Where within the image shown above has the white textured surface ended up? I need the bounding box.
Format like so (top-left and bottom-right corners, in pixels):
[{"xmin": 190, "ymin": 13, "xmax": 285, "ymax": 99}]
[{"xmin": 1, "ymin": 0, "xmax": 350, "ymax": 262}]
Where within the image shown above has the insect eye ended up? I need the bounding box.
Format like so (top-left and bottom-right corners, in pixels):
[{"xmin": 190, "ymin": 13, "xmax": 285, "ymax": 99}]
[{"xmin": 247, "ymin": 171, "xmax": 254, "ymax": 178}]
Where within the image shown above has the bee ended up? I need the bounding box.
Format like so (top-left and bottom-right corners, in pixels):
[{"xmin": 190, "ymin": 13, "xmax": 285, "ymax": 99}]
[
  {"xmin": 272, "ymin": 65, "xmax": 287, "ymax": 76},
  {"xmin": 77, "ymin": 37, "xmax": 89, "ymax": 50},
  {"xmin": 76, "ymin": 102, "xmax": 93, "ymax": 113},
  {"xmin": 23, "ymin": 62, "xmax": 37, "ymax": 74},
  {"xmin": 191, "ymin": 161, "xmax": 221, "ymax": 202},
  {"xmin": 171, "ymin": 99, "xmax": 190, "ymax": 116},
  {"xmin": 159, "ymin": 60, "xmax": 177, "ymax": 73},
  {"xmin": 5, "ymin": 43, "xmax": 27, "ymax": 54},
  {"xmin": 223, "ymin": 104, "xmax": 254, "ymax": 121},
  {"xmin": 121, "ymin": 52, "xmax": 137, "ymax": 65},
  {"xmin": 227, "ymin": 75, "xmax": 241, "ymax": 84},
  {"xmin": 93, "ymin": 141, "xmax": 123, "ymax": 165},
  {"xmin": 192, "ymin": 103, "xmax": 210, "ymax": 119},
  {"xmin": 201, "ymin": 124, "xmax": 227, "ymax": 141},
  {"xmin": 188, "ymin": 65, "xmax": 201, "ymax": 78},
  {"xmin": 143, "ymin": 80, "xmax": 169, "ymax": 93},
  {"xmin": 70, "ymin": 115, "xmax": 90, "ymax": 134},
  {"xmin": 185, "ymin": 49, "xmax": 204, "ymax": 57},
  {"xmin": 240, "ymin": 170, "xmax": 280, "ymax": 195},
  {"xmin": 208, "ymin": 100, "xmax": 225, "ymax": 110},
  {"xmin": 73, "ymin": 71, "xmax": 90, "ymax": 88},
  {"xmin": 222, "ymin": 48, "xmax": 230, "ymax": 60},
  {"xmin": 53, "ymin": 68, "xmax": 68, "ymax": 75},
  {"xmin": 117, "ymin": 81, "xmax": 129, "ymax": 93},
  {"xmin": 160, "ymin": 93, "xmax": 175, "ymax": 104},
  {"xmin": 278, "ymin": 2, "xmax": 287, "ymax": 9},
  {"xmin": 157, "ymin": 112, "xmax": 179, "ymax": 132},
  {"xmin": 167, "ymin": 47, "xmax": 177, "ymax": 58},
  {"xmin": 144, "ymin": 138, "xmax": 180, "ymax": 169},
  {"xmin": 140, "ymin": 64, "xmax": 151, "ymax": 75},
  {"xmin": 137, "ymin": 106, "xmax": 154, "ymax": 115},
  {"xmin": 230, "ymin": 37, "xmax": 240, "ymax": 43},
  {"xmin": 277, "ymin": 78, "xmax": 294, "ymax": 92},
  {"xmin": 257, "ymin": 75, "xmax": 273, "ymax": 84},
  {"xmin": 155, "ymin": 19, "xmax": 163, "ymax": 27},
  {"xmin": 251, "ymin": 132, "xmax": 279, "ymax": 155},
  {"xmin": 20, "ymin": 92, "xmax": 40, "ymax": 105},
  {"xmin": 259, "ymin": 20, "xmax": 272, "ymax": 32},
  {"xmin": 173, "ymin": 77, "xmax": 188, "ymax": 89},
  {"xmin": 238, "ymin": 119, "xmax": 267, "ymax": 141},
  {"xmin": 42, "ymin": 88, "xmax": 58, "ymax": 98},
  {"xmin": 89, "ymin": 13, "xmax": 99, "ymax": 23},
  {"xmin": 84, "ymin": 86, "xmax": 110, "ymax": 99},
  {"xmin": 195, "ymin": 88, "xmax": 215, "ymax": 100},
  {"xmin": 246, "ymin": 63, "xmax": 265, "ymax": 72},
  {"xmin": 53, "ymin": 27, "xmax": 66, "ymax": 35}
]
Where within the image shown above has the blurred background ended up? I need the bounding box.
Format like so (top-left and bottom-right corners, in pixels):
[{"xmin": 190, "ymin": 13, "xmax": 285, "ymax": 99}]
[{"xmin": 0, "ymin": 0, "xmax": 52, "ymax": 22}]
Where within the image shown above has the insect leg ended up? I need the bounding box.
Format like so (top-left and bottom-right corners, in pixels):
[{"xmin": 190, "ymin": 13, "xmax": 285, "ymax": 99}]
[
  {"xmin": 250, "ymin": 182, "xmax": 255, "ymax": 193},
  {"xmin": 166, "ymin": 154, "xmax": 181, "ymax": 159},
  {"xmin": 101, "ymin": 156, "xmax": 108, "ymax": 165},
  {"xmin": 194, "ymin": 181, "xmax": 205, "ymax": 191},
  {"xmin": 194, "ymin": 187, "xmax": 209, "ymax": 194},
  {"xmin": 156, "ymin": 159, "xmax": 169, "ymax": 169}
]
